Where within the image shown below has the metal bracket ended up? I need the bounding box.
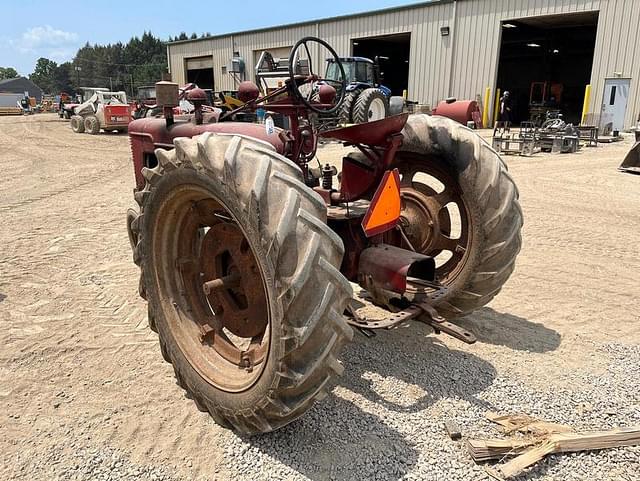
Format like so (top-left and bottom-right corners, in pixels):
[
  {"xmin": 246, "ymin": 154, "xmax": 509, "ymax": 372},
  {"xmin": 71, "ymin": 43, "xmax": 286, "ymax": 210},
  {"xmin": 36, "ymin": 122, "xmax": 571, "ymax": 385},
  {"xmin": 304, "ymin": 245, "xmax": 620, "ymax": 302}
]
[{"xmin": 345, "ymin": 299, "xmax": 476, "ymax": 344}]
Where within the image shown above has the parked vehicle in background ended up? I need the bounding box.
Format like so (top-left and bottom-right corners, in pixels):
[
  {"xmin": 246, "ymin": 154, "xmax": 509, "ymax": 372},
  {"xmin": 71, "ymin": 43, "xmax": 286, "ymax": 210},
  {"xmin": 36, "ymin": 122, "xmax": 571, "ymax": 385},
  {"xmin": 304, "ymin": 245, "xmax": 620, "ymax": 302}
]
[
  {"xmin": 325, "ymin": 56, "xmax": 404, "ymax": 123},
  {"xmin": 70, "ymin": 90, "xmax": 131, "ymax": 134}
]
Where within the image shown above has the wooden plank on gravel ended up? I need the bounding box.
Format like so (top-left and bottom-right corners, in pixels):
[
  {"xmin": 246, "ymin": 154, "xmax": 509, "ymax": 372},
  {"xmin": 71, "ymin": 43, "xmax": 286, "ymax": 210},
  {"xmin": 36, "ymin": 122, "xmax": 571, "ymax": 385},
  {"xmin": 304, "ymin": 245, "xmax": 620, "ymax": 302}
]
[
  {"xmin": 444, "ymin": 420, "xmax": 462, "ymax": 441},
  {"xmin": 492, "ymin": 427, "xmax": 640, "ymax": 479},
  {"xmin": 466, "ymin": 437, "xmax": 536, "ymax": 462},
  {"xmin": 486, "ymin": 412, "xmax": 573, "ymax": 435}
]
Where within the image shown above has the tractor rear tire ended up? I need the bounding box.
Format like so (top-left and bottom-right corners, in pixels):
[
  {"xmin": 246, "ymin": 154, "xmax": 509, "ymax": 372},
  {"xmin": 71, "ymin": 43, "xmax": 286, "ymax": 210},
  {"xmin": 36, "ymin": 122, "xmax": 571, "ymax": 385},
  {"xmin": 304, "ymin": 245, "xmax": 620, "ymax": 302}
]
[
  {"xmin": 70, "ymin": 115, "xmax": 84, "ymax": 133},
  {"xmin": 130, "ymin": 133, "xmax": 353, "ymax": 434},
  {"xmin": 352, "ymin": 88, "xmax": 389, "ymax": 124},
  {"xmin": 396, "ymin": 114, "xmax": 523, "ymax": 320},
  {"xmin": 84, "ymin": 115, "xmax": 100, "ymax": 134},
  {"xmin": 339, "ymin": 89, "xmax": 361, "ymax": 124}
]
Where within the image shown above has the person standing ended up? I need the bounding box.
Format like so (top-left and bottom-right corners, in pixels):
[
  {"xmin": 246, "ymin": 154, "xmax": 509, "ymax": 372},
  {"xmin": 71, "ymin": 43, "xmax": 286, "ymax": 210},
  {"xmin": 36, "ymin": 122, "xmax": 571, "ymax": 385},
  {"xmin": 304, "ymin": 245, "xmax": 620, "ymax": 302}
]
[{"xmin": 499, "ymin": 90, "xmax": 512, "ymax": 130}]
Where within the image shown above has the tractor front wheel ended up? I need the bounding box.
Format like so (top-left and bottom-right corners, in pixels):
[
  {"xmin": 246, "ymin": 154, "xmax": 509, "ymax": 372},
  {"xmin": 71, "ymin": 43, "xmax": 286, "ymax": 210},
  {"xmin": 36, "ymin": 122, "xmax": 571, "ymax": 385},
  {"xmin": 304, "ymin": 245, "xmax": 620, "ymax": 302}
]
[
  {"xmin": 390, "ymin": 114, "xmax": 523, "ymax": 319},
  {"xmin": 84, "ymin": 115, "xmax": 100, "ymax": 134},
  {"xmin": 130, "ymin": 134, "xmax": 353, "ymax": 434},
  {"xmin": 70, "ymin": 115, "xmax": 84, "ymax": 133}
]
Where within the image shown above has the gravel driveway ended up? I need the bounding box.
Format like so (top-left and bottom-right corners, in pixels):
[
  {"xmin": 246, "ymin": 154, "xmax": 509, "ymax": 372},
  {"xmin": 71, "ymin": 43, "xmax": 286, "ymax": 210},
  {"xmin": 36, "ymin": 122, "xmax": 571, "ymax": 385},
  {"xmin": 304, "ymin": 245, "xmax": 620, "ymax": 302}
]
[{"xmin": 1, "ymin": 114, "xmax": 639, "ymax": 481}]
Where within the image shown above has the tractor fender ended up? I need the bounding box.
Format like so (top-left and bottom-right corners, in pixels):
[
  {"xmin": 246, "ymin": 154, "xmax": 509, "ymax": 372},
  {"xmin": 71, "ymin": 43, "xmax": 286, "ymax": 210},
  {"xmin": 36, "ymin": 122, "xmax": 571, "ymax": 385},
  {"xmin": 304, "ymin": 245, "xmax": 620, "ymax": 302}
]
[
  {"xmin": 346, "ymin": 82, "xmax": 372, "ymax": 92},
  {"xmin": 378, "ymin": 85, "xmax": 392, "ymax": 98},
  {"xmin": 398, "ymin": 114, "xmax": 480, "ymax": 173}
]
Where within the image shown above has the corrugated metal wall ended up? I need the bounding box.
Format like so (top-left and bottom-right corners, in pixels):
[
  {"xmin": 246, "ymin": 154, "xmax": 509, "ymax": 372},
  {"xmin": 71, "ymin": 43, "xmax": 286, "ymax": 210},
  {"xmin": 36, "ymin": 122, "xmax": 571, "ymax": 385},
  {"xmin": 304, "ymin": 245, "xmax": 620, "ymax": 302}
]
[{"xmin": 168, "ymin": 0, "xmax": 640, "ymax": 128}]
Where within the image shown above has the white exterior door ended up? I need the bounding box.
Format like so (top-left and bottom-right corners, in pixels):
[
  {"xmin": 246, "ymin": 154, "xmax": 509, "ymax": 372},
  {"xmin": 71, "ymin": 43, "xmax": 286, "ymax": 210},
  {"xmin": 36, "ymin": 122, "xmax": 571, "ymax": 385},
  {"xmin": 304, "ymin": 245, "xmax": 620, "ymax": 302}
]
[{"xmin": 600, "ymin": 78, "xmax": 630, "ymax": 131}]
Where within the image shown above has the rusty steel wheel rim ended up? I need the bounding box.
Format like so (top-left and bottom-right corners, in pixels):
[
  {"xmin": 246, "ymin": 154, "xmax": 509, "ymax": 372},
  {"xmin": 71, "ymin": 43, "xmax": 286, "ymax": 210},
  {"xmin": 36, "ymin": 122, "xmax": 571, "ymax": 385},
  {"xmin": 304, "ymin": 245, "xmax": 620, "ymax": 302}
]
[
  {"xmin": 152, "ymin": 185, "xmax": 270, "ymax": 393},
  {"xmin": 395, "ymin": 158, "xmax": 472, "ymax": 285}
]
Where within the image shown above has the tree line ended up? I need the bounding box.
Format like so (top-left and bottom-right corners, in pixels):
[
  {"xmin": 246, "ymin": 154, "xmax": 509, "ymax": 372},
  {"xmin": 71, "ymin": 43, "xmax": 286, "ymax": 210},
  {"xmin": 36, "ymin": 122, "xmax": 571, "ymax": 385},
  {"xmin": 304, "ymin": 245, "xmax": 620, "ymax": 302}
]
[{"xmin": 1, "ymin": 31, "xmax": 213, "ymax": 97}]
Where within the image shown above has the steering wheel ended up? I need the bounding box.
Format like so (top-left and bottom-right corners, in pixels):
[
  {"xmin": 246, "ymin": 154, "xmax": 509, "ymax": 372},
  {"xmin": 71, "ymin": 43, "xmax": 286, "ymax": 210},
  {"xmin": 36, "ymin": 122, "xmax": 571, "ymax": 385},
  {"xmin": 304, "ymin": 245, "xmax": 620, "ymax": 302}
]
[{"xmin": 288, "ymin": 37, "xmax": 346, "ymax": 115}]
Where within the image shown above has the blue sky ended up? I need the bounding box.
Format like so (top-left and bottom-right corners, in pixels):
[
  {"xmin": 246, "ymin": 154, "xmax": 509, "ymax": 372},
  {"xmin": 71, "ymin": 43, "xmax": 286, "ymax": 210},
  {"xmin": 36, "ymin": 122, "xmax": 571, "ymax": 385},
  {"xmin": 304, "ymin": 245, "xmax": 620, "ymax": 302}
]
[{"xmin": 0, "ymin": 0, "xmax": 424, "ymax": 75}]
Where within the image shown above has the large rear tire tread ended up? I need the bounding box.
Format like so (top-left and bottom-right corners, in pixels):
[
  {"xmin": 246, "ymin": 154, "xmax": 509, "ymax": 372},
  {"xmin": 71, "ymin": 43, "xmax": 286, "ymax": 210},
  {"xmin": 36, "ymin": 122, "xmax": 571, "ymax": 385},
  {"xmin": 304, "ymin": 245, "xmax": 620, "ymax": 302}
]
[
  {"xmin": 399, "ymin": 114, "xmax": 523, "ymax": 319},
  {"xmin": 130, "ymin": 133, "xmax": 353, "ymax": 434},
  {"xmin": 339, "ymin": 89, "xmax": 361, "ymax": 124}
]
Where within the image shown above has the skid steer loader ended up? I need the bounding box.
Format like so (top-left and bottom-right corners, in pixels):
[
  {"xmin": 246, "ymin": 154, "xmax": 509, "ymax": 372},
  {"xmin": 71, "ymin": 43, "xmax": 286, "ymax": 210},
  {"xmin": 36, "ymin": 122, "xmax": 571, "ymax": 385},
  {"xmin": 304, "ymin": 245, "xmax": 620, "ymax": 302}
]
[{"xmin": 70, "ymin": 90, "xmax": 131, "ymax": 134}]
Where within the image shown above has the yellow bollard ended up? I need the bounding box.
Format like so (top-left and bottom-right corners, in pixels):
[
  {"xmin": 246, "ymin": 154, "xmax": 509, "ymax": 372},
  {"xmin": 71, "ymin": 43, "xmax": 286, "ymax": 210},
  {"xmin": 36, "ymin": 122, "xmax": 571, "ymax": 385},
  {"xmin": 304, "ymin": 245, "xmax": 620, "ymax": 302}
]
[
  {"xmin": 482, "ymin": 87, "xmax": 491, "ymax": 128},
  {"xmin": 493, "ymin": 88, "xmax": 501, "ymax": 126},
  {"xmin": 581, "ymin": 84, "xmax": 591, "ymax": 125}
]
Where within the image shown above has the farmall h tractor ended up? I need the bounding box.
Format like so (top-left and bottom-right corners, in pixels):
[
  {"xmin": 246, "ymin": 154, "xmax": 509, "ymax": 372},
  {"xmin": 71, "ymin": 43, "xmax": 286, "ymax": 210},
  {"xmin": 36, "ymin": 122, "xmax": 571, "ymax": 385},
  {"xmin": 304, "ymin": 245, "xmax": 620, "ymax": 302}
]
[{"xmin": 126, "ymin": 38, "xmax": 522, "ymax": 434}]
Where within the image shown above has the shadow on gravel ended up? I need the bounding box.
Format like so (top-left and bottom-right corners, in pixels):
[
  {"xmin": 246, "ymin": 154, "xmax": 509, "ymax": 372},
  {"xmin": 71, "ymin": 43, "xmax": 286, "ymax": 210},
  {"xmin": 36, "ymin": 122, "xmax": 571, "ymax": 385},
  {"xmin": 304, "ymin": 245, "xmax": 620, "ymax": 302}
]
[
  {"xmin": 0, "ymin": 293, "xmax": 6, "ymax": 303},
  {"xmin": 245, "ymin": 324, "xmax": 496, "ymax": 480},
  {"xmin": 246, "ymin": 394, "xmax": 420, "ymax": 481},
  {"xmin": 456, "ymin": 307, "xmax": 561, "ymax": 353},
  {"xmin": 342, "ymin": 324, "xmax": 498, "ymax": 414}
]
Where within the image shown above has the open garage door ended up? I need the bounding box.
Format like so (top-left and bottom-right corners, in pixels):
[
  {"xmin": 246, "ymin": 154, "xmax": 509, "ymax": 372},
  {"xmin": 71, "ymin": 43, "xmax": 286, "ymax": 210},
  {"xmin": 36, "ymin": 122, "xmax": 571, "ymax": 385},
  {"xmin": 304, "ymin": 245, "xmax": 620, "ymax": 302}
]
[
  {"xmin": 496, "ymin": 12, "xmax": 598, "ymax": 125},
  {"xmin": 352, "ymin": 33, "xmax": 410, "ymax": 96},
  {"xmin": 186, "ymin": 56, "xmax": 214, "ymax": 89}
]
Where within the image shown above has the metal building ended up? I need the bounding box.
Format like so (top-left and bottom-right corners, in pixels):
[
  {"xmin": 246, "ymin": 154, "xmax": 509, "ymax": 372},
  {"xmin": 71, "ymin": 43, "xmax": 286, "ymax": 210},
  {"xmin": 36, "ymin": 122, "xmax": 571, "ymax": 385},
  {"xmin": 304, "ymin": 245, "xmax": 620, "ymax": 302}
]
[{"xmin": 167, "ymin": 0, "xmax": 640, "ymax": 129}]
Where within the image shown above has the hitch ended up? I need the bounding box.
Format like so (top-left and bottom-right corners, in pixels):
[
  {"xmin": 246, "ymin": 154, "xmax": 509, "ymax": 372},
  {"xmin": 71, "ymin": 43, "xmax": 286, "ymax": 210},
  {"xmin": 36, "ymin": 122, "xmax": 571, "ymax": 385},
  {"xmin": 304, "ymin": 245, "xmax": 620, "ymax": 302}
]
[{"xmin": 346, "ymin": 299, "xmax": 476, "ymax": 344}]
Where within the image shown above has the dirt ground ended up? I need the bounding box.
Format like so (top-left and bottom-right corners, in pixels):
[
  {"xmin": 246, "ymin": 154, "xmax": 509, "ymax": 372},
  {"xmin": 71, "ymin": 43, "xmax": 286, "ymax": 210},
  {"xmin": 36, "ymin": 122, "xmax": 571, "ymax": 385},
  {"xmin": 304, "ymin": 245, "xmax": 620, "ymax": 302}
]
[{"xmin": 1, "ymin": 113, "xmax": 639, "ymax": 480}]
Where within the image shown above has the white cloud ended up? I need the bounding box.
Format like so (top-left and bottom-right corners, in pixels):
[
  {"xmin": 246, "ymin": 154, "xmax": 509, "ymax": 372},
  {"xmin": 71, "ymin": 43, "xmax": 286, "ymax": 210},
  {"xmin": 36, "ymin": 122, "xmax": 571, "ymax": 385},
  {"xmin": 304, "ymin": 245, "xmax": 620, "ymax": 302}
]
[{"xmin": 20, "ymin": 25, "xmax": 78, "ymax": 50}]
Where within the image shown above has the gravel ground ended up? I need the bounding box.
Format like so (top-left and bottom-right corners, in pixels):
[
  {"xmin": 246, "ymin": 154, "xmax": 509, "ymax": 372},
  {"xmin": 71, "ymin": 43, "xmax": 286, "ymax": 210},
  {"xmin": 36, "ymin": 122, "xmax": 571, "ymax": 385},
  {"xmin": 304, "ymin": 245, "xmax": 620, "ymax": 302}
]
[{"xmin": 1, "ymin": 114, "xmax": 639, "ymax": 481}]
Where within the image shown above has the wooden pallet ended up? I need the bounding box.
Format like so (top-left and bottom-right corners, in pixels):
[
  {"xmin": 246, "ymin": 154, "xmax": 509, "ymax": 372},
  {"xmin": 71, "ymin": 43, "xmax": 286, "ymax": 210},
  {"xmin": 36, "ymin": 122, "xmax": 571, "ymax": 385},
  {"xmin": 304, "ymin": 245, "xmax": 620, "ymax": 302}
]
[{"xmin": 0, "ymin": 107, "xmax": 23, "ymax": 116}]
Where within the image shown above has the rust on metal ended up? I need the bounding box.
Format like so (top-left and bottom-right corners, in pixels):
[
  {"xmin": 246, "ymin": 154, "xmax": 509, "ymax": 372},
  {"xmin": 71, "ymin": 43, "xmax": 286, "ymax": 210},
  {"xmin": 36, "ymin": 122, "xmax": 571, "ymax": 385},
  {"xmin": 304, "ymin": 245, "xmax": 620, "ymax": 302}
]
[
  {"xmin": 320, "ymin": 113, "xmax": 408, "ymax": 146},
  {"xmin": 358, "ymin": 243, "xmax": 435, "ymax": 295},
  {"xmin": 200, "ymin": 222, "xmax": 268, "ymax": 339},
  {"xmin": 202, "ymin": 272, "xmax": 241, "ymax": 295}
]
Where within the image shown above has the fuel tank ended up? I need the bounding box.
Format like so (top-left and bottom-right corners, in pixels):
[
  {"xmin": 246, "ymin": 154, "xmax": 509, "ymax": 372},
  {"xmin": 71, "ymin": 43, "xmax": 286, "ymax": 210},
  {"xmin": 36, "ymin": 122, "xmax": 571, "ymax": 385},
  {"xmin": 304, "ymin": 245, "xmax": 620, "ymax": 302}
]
[{"xmin": 128, "ymin": 117, "xmax": 286, "ymax": 189}]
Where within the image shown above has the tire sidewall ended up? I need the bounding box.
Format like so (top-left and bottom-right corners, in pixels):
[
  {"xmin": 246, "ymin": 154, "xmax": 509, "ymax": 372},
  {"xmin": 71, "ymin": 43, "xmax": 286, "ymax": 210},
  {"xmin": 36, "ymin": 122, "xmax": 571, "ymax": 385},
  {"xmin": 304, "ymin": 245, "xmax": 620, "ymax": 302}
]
[{"xmin": 141, "ymin": 167, "xmax": 286, "ymax": 412}]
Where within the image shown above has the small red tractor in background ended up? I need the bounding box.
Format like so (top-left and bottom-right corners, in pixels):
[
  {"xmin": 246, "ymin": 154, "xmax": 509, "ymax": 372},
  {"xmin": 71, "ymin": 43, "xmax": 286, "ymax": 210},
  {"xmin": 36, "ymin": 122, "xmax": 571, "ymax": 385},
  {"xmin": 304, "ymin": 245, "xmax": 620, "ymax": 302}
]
[
  {"xmin": 126, "ymin": 38, "xmax": 523, "ymax": 434},
  {"xmin": 70, "ymin": 90, "xmax": 131, "ymax": 134}
]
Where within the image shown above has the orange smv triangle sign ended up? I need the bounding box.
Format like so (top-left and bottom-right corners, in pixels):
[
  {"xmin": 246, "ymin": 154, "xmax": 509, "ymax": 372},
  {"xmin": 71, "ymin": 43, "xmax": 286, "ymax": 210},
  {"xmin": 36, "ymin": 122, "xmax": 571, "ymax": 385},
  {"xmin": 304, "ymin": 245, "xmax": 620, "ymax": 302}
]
[{"xmin": 361, "ymin": 168, "xmax": 401, "ymax": 238}]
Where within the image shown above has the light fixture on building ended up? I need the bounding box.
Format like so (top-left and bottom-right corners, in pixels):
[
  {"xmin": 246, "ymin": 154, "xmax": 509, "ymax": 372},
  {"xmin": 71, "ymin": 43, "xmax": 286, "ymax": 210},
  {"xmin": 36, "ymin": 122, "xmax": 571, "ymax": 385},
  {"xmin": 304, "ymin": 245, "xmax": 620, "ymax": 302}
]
[
  {"xmin": 552, "ymin": 49, "xmax": 559, "ymax": 54},
  {"xmin": 440, "ymin": 26, "xmax": 450, "ymax": 36},
  {"xmin": 353, "ymin": 41, "xmax": 359, "ymax": 46},
  {"xmin": 527, "ymin": 43, "xmax": 541, "ymax": 48},
  {"xmin": 503, "ymin": 23, "xmax": 517, "ymax": 28}
]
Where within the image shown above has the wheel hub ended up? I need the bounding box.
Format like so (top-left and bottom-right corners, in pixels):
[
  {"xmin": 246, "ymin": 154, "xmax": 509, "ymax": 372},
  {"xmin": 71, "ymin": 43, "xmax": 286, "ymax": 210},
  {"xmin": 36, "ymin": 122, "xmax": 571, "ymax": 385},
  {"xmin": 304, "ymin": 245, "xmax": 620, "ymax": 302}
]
[
  {"xmin": 200, "ymin": 223, "xmax": 268, "ymax": 338},
  {"xmin": 400, "ymin": 187, "xmax": 446, "ymax": 252},
  {"xmin": 394, "ymin": 158, "xmax": 471, "ymax": 283}
]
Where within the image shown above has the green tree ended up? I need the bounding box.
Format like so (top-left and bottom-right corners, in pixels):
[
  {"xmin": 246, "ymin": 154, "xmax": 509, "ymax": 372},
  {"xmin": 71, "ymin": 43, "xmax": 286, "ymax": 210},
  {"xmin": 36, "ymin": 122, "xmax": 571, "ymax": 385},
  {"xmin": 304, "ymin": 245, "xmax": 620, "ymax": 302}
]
[
  {"xmin": 54, "ymin": 63, "xmax": 74, "ymax": 93},
  {"xmin": 0, "ymin": 66, "xmax": 19, "ymax": 80},
  {"xmin": 29, "ymin": 57, "xmax": 59, "ymax": 92}
]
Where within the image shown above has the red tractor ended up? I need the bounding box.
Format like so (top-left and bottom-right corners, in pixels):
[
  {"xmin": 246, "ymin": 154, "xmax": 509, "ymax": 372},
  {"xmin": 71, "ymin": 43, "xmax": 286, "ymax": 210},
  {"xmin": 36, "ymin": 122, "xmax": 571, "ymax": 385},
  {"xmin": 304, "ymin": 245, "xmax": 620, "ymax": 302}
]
[{"xmin": 126, "ymin": 38, "xmax": 522, "ymax": 434}]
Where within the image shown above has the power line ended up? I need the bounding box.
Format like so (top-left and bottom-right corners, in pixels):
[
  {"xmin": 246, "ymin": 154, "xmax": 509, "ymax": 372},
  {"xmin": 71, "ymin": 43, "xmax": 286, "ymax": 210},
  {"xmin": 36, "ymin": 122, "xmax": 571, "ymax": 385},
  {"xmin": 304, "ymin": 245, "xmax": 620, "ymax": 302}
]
[{"xmin": 74, "ymin": 57, "xmax": 167, "ymax": 67}]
